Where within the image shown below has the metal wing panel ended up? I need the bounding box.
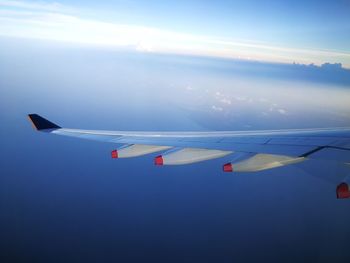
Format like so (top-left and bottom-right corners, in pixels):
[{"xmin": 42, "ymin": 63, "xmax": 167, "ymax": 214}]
[
  {"xmin": 49, "ymin": 126, "xmax": 350, "ymax": 159},
  {"xmin": 51, "ymin": 128, "xmax": 316, "ymax": 156},
  {"xmin": 328, "ymin": 138, "xmax": 350, "ymax": 148},
  {"xmin": 307, "ymin": 148, "xmax": 350, "ymax": 163},
  {"xmin": 267, "ymin": 137, "xmax": 338, "ymax": 147}
]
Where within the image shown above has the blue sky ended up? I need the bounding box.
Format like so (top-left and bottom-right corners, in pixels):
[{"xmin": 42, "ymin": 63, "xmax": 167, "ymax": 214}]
[{"xmin": 0, "ymin": 0, "xmax": 349, "ymax": 67}]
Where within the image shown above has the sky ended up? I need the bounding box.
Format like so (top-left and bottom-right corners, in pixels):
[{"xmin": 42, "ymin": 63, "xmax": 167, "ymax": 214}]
[
  {"xmin": 1, "ymin": 36, "xmax": 350, "ymax": 263},
  {"xmin": 0, "ymin": 0, "xmax": 350, "ymax": 67},
  {"xmin": 1, "ymin": 1, "xmax": 350, "ymax": 263}
]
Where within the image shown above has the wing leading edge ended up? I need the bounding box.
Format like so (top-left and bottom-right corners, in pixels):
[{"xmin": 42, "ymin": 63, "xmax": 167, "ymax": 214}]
[{"xmin": 28, "ymin": 114, "xmax": 350, "ymax": 199}]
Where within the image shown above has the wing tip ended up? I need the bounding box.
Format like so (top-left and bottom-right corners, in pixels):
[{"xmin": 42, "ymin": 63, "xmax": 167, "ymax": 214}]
[{"xmin": 28, "ymin": 114, "xmax": 61, "ymax": 131}]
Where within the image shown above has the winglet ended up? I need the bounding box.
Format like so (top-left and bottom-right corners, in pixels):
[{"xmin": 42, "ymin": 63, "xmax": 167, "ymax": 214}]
[{"xmin": 28, "ymin": 114, "xmax": 61, "ymax": 131}]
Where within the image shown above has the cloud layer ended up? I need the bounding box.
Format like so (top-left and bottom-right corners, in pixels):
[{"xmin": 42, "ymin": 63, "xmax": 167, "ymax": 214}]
[{"xmin": 0, "ymin": 0, "xmax": 350, "ymax": 67}]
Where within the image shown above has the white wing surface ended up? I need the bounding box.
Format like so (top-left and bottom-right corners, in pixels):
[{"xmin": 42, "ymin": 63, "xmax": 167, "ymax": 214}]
[{"xmin": 28, "ymin": 114, "xmax": 350, "ymax": 199}]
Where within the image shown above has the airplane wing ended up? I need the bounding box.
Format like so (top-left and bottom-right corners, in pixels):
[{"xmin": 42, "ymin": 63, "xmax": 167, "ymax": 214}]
[{"xmin": 28, "ymin": 114, "xmax": 350, "ymax": 199}]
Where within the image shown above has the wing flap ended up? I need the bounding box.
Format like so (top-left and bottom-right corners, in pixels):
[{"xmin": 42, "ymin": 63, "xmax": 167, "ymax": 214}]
[
  {"xmin": 111, "ymin": 144, "xmax": 172, "ymax": 158},
  {"xmin": 155, "ymin": 148, "xmax": 232, "ymax": 165},
  {"xmin": 224, "ymin": 153, "xmax": 305, "ymax": 172}
]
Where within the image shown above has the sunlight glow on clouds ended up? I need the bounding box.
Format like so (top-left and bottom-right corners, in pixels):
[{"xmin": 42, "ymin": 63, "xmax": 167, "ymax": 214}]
[{"xmin": 0, "ymin": 0, "xmax": 350, "ymax": 67}]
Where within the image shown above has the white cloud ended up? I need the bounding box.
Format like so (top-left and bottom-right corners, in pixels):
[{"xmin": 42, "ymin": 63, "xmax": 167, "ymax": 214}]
[
  {"xmin": 268, "ymin": 103, "xmax": 287, "ymax": 115},
  {"xmin": 0, "ymin": 1, "xmax": 349, "ymax": 67},
  {"xmin": 211, "ymin": 105, "xmax": 223, "ymax": 112},
  {"xmin": 220, "ymin": 98, "xmax": 232, "ymax": 105},
  {"xmin": 278, "ymin": 109, "xmax": 287, "ymax": 115},
  {"xmin": 235, "ymin": 96, "xmax": 246, "ymax": 101}
]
